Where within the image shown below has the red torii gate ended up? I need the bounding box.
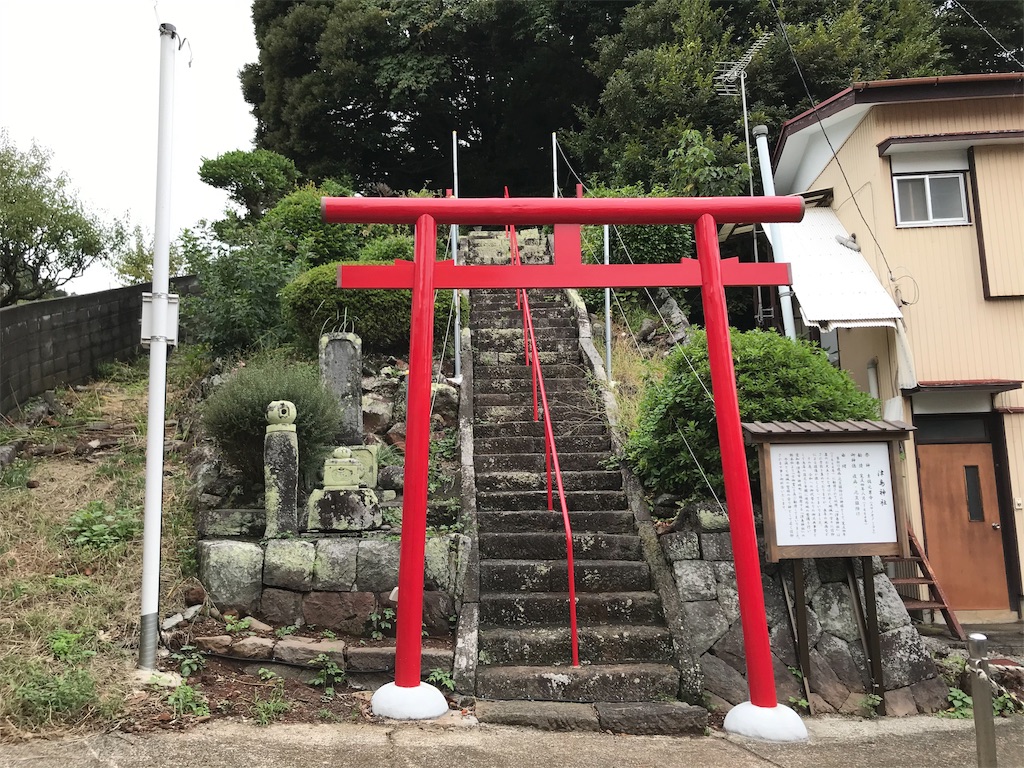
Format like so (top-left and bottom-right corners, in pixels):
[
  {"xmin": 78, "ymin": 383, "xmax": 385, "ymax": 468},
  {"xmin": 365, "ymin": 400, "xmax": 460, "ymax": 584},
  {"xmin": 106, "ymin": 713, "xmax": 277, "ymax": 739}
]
[{"xmin": 322, "ymin": 195, "xmax": 809, "ymax": 740}]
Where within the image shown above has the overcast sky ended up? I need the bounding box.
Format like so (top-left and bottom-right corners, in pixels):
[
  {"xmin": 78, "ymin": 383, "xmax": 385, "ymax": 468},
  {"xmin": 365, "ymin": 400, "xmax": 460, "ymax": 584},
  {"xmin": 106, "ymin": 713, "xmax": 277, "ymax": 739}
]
[{"xmin": 0, "ymin": 0, "xmax": 259, "ymax": 293}]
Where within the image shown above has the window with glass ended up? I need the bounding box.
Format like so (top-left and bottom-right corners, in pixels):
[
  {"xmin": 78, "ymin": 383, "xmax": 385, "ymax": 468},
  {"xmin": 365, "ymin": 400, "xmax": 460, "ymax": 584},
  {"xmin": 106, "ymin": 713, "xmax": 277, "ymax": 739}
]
[{"xmin": 893, "ymin": 173, "xmax": 969, "ymax": 227}]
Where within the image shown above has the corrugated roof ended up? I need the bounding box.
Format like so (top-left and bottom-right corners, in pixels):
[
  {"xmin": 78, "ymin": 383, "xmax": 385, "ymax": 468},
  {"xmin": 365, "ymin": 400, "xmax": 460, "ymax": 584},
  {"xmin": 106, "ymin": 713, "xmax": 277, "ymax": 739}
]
[{"xmin": 763, "ymin": 207, "xmax": 902, "ymax": 331}]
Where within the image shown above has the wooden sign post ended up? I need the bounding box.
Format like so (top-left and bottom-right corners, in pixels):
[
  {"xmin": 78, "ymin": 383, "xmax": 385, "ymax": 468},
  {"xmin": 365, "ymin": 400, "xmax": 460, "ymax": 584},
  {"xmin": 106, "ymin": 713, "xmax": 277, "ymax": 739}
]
[{"xmin": 744, "ymin": 419, "xmax": 915, "ymax": 716}]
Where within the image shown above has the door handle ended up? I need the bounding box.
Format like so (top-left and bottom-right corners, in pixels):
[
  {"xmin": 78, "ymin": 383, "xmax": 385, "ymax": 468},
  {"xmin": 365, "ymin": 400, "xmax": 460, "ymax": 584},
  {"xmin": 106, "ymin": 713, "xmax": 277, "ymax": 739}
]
[{"xmin": 992, "ymin": 523, "xmax": 1001, "ymax": 530}]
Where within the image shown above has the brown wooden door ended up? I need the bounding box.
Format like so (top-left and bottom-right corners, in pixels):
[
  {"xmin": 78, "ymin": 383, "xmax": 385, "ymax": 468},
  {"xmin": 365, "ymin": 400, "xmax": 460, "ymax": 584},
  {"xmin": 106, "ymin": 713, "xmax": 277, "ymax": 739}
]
[{"xmin": 918, "ymin": 443, "xmax": 1010, "ymax": 610}]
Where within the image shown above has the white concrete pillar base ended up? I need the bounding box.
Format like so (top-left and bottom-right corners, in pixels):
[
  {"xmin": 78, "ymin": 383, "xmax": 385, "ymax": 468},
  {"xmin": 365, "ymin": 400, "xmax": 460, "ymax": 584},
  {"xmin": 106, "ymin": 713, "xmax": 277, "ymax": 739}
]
[
  {"xmin": 371, "ymin": 682, "xmax": 449, "ymax": 720},
  {"xmin": 723, "ymin": 701, "xmax": 808, "ymax": 741}
]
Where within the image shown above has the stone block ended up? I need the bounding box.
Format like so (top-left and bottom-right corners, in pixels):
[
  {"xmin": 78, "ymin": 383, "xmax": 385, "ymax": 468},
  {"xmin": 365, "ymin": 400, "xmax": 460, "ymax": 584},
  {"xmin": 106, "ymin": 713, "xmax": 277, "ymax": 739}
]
[
  {"xmin": 699, "ymin": 532, "xmax": 733, "ymax": 560},
  {"xmin": 700, "ymin": 652, "xmax": 748, "ymax": 705},
  {"xmin": 910, "ymin": 675, "xmax": 949, "ymax": 714},
  {"xmin": 378, "ymin": 466, "xmax": 404, "ymax": 492},
  {"xmin": 194, "ymin": 635, "xmax": 232, "ymax": 654},
  {"xmin": 880, "ymin": 625, "xmax": 936, "ymax": 689},
  {"xmin": 705, "ymin": 693, "xmax": 733, "ymax": 714},
  {"xmin": 762, "ymin": 575, "xmax": 790, "ymax": 629},
  {"xmin": 260, "ymin": 588, "xmax": 303, "ymax": 626},
  {"xmin": 808, "ymin": 693, "xmax": 835, "ymax": 714},
  {"xmin": 660, "ymin": 531, "xmax": 699, "ymax": 561},
  {"xmin": 230, "ymin": 636, "xmax": 274, "ymax": 660},
  {"xmin": 313, "ymin": 538, "xmax": 359, "ymax": 591},
  {"xmin": 430, "ymin": 382, "xmax": 460, "ymax": 429},
  {"xmin": 808, "ymin": 648, "xmax": 850, "ymax": 710},
  {"xmin": 595, "ymin": 701, "xmax": 707, "ymax": 736},
  {"xmin": 263, "ymin": 539, "xmax": 315, "ymax": 591},
  {"xmin": 197, "ymin": 507, "xmax": 264, "ymax": 539},
  {"xmin": 811, "ymin": 582, "xmax": 860, "ymax": 643},
  {"xmin": 422, "ymin": 591, "xmax": 456, "ymax": 637},
  {"xmin": 672, "ymin": 560, "xmax": 717, "ymax": 601},
  {"xmin": 306, "ymin": 489, "xmax": 381, "ymax": 532},
  {"xmin": 356, "ymin": 539, "xmax": 401, "ymax": 591},
  {"xmin": 303, "ymin": 591, "xmax": 376, "ymax": 635},
  {"xmin": 346, "ymin": 645, "xmax": 453, "ymax": 674},
  {"xmin": 717, "ymin": 581, "xmax": 740, "ymax": 624},
  {"xmin": 680, "ymin": 600, "xmax": 730, "ymax": 656},
  {"xmin": 769, "ymin": 620, "xmax": 798, "ymax": 668},
  {"xmin": 198, "ymin": 540, "xmax": 264, "ymax": 614},
  {"xmin": 883, "ymin": 685, "xmax": 919, "ymax": 717},
  {"xmin": 362, "ymin": 392, "xmax": 394, "ymax": 435},
  {"xmin": 856, "ymin": 575, "xmax": 912, "ymax": 633},
  {"xmin": 772, "ymin": 654, "xmax": 804, "ymax": 703},
  {"xmin": 320, "ymin": 332, "xmax": 362, "ymax": 444},
  {"xmin": 815, "ymin": 632, "xmax": 867, "ymax": 693},
  {"xmin": 273, "ymin": 637, "xmax": 346, "ymax": 666},
  {"xmin": 424, "ymin": 534, "xmax": 471, "ymax": 595},
  {"xmin": 475, "ymin": 700, "xmax": 600, "ymax": 732}
]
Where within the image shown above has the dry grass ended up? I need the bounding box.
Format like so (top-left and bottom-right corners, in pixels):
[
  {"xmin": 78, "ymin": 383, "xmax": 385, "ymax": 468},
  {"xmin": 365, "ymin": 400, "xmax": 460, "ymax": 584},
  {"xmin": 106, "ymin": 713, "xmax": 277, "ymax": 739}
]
[
  {"xmin": 592, "ymin": 320, "xmax": 666, "ymax": 438},
  {"xmin": 0, "ymin": 358, "xmax": 200, "ymax": 740}
]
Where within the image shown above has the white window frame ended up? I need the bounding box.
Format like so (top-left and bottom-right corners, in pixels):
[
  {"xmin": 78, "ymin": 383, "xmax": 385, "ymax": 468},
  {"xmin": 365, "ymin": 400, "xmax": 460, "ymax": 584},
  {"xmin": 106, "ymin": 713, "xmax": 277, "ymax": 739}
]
[{"xmin": 892, "ymin": 172, "xmax": 970, "ymax": 228}]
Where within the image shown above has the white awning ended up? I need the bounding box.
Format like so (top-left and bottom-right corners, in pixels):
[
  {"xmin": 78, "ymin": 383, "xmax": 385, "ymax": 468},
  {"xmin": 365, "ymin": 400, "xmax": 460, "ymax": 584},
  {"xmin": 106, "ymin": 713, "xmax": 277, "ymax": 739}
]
[{"xmin": 764, "ymin": 208, "xmax": 903, "ymax": 331}]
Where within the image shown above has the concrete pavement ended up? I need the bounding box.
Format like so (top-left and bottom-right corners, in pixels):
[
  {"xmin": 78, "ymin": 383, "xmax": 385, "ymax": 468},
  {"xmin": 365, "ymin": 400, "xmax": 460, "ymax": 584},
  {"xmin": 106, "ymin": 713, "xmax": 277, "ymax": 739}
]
[{"xmin": 0, "ymin": 715, "xmax": 1020, "ymax": 768}]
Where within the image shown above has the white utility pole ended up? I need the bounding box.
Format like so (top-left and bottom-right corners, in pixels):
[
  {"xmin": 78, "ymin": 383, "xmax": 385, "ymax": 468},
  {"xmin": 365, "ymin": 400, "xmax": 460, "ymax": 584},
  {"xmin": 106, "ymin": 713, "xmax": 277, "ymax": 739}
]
[
  {"xmin": 604, "ymin": 226, "xmax": 612, "ymax": 381},
  {"xmin": 139, "ymin": 22, "xmax": 177, "ymax": 669},
  {"xmin": 551, "ymin": 133, "xmax": 558, "ymax": 198},
  {"xmin": 752, "ymin": 125, "xmax": 797, "ymax": 340}
]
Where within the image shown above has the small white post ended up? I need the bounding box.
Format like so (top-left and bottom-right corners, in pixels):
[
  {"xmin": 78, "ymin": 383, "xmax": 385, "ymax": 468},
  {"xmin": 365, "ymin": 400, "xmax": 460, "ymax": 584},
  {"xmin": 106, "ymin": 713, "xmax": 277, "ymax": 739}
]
[
  {"xmin": 451, "ymin": 130, "xmax": 461, "ymax": 379},
  {"xmin": 603, "ymin": 225, "xmax": 612, "ymax": 382},
  {"xmin": 752, "ymin": 125, "xmax": 797, "ymax": 341},
  {"xmin": 552, "ymin": 132, "xmax": 558, "ymax": 198},
  {"xmin": 139, "ymin": 22, "xmax": 176, "ymax": 670}
]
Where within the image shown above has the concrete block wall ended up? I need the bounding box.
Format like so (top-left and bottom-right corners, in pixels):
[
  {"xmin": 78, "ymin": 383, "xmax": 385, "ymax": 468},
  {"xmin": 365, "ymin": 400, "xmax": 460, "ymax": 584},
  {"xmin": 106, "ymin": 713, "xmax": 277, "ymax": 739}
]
[{"xmin": 0, "ymin": 276, "xmax": 196, "ymax": 416}]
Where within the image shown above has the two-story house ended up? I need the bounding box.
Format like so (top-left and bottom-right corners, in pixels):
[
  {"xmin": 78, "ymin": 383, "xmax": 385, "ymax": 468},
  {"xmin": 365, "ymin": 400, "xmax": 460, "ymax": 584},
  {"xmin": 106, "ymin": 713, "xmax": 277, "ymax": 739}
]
[{"xmin": 767, "ymin": 73, "xmax": 1023, "ymax": 622}]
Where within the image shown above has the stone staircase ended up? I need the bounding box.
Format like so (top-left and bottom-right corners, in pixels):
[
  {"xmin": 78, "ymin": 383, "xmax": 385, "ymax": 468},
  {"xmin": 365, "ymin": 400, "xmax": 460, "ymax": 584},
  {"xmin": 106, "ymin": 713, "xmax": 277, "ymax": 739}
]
[{"xmin": 465, "ymin": 230, "xmax": 685, "ymax": 709}]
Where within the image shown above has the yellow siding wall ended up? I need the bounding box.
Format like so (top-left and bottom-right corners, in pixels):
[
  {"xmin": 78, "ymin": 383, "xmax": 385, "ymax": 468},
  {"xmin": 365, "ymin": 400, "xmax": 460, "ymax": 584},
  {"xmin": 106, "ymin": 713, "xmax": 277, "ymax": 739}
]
[{"xmin": 973, "ymin": 144, "xmax": 1024, "ymax": 297}]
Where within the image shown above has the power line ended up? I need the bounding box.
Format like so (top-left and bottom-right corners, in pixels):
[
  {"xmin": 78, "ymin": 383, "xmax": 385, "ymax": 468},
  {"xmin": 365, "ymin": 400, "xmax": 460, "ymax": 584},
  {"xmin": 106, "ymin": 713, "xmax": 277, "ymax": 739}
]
[{"xmin": 950, "ymin": 0, "xmax": 1024, "ymax": 69}]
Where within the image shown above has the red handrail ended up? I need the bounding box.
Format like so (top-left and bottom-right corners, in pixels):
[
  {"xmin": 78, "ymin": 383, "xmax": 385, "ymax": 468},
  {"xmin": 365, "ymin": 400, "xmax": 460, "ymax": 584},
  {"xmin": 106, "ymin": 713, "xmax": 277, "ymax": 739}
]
[{"xmin": 506, "ymin": 222, "xmax": 580, "ymax": 668}]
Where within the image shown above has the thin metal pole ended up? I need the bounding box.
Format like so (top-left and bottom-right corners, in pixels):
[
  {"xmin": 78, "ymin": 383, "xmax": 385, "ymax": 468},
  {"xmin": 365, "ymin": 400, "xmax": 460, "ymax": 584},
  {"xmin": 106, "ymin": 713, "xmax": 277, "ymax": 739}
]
[
  {"xmin": 752, "ymin": 125, "xmax": 797, "ymax": 340},
  {"xmin": 968, "ymin": 633, "xmax": 998, "ymax": 768},
  {"xmin": 451, "ymin": 130, "xmax": 461, "ymax": 379},
  {"xmin": 139, "ymin": 22, "xmax": 176, "ymax": 671},
  {"xmin": 552, "ymin": 132, "xmax": 558, "ymax": 198},
  {"xmin": 740, "ymin": 72, "xmax": 763, "ymax": 322},
  {"xmin": 603, "ymin": 225, "xmax": 612, "ymax": 381},
  {"xmin": 695, "ymin": 214, "xmax": 777, "ymax": 708}
]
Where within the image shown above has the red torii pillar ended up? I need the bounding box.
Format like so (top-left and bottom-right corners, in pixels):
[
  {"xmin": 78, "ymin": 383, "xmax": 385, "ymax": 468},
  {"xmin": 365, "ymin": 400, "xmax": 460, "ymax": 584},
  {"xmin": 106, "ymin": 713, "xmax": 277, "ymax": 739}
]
[{"xmin": 323, "ymin": 196, "xmax": 809, "ymax": 740}]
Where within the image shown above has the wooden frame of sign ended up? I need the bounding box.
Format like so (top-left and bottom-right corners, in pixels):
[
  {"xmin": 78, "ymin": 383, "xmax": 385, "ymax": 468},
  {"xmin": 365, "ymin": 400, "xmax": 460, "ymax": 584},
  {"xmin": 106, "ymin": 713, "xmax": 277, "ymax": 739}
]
[{"xmin": 742, "ymin": 420, "xmax": 913, "ymax": 564}]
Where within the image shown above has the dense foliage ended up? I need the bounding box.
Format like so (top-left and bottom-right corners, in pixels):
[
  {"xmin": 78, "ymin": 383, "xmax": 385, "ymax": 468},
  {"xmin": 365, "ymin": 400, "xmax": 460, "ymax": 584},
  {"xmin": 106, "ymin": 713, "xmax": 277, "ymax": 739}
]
[
  {"xmin": 281, "ymin": 259, "xmax": 453, "ymax": 353},
  {"xmin": 0, "ymin": 133, "xmax": 120, "ymax": 306},
  {"xmin": 199, "ymin": 148, "xmax": 300, "ymax": 221},
  {"xmin": 201, "ymin": 355, "xmax": 343, "ymax": 484},
  {"xmin": 625, "ymin": 329, "xmax": 879, "ymax": 500}
]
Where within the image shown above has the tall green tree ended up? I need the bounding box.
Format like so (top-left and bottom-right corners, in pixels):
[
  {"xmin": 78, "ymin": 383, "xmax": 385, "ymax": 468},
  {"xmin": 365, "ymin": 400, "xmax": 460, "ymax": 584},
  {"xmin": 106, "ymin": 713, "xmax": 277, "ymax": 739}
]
[
  {"xmin": 199, "ymin": 148, "xmax": 300, "ymax": 221},
  {"xmin": 933, "ymin": 0, "xmax": 1024, "ymax": 73},
  {"xmin": 0, "ymin": 133, "xmax": 120, "ymax": 306},
  {"xmin": 240, "ymin": 0, "xmax": 629, "ymax": 196}
]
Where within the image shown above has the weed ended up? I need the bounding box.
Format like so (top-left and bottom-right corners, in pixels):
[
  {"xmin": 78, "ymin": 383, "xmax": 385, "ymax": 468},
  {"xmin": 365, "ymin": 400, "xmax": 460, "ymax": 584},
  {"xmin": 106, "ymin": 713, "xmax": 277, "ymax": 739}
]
[
  {"xmin": 425, "ymin": 667, "xmax": 455, "ymax": 692},
  {"xmin": 14, "ymin": 666, "xmax": 98, "ymax": 725},
  {"xmin": 0, "ymin": 457, "xmax": 35, "ymax": 488},
  {"xmin": 65, "ymin": 500, "xmax": 141, "ymax": 550},
  {"xmin": 317, "ymin": 708, "xmax": 338, "ymax": 721},
  {"xmin": 369, "ymin": 607, "xmax": 395, "ymax": 640},
  {"xmin": 861, "ymin": 693, "xmax": 883, "ymax": 718},
  {"xmin": 275, "ymin": 624, "xmax": 298, "ymax": 638},
  {"xmin": 252, "ymin": 687, "xmax": 290, "ymax": 725},
  {"xmin": 320, "ymin": 629, "xmax": 337, "ymax": 640},
  {"xmin": 787, "ymin": 665, "xmax": 804, "ymax": 681},
  {"xmin": 993, "ymin": 692, "xmax": 1023, "ymax": 717},
  {"xmin": 788, "ymin": 696, "xmax": 809, "ymax": 713},
  {"xmin": 166, "ymin": 684, "xmax": 210, "ymax": 719},
  {"xmin": 47, "ymin": 629, "xmax": 96, "ymax": 665},
  {"xmin": 939, "ymin": 687, "xmax": 974, "ymax": 719},
  {"xmin": 382, "ymin": 506, "xmax": 403, "ymax": 529},
  {"xmin": 225, "ymin": 615, "xmax": 252, "ymax": 634},
  {"xmin": 170, "ymin": 645, "xmax": 206, "ymax": 678},
  {"xmin": 258, "ymin": 667, "xmax": 279, "ymax": 681},
  {"xmin": 311, "ymin": 654, "xmax": 345, "ymax": 699}
]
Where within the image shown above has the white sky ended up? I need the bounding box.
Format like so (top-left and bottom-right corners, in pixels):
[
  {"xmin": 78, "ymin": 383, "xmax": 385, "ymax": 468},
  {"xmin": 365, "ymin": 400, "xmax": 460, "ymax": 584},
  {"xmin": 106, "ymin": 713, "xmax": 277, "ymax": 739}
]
[{"xmin": 0, "ymin": 0, "xmax": 259, "ymax": 293}]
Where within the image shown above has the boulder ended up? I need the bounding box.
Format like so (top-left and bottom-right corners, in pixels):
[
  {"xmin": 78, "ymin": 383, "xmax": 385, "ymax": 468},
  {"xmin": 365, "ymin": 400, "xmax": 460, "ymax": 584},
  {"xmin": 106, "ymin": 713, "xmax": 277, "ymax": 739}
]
[
  {"xmin": 362, "ymin": 392, "xmax": 394, "ymax": 435},
  {"xmin": 700, "ymin": 652, "xmax": 748, "ymax": 705},
  {"xmin": 879, "ymin": 625, "xmax": 935, "ymax": 689},
  {"xmin": 811, "ymin": 582, "xmax": 861, "ymax": 643},
  {"xmin": 680, "ymin": 600, "xmax": 730, "ymax": 656},
  {"xmin": 430, "ymin": 383, "xmax": 460, "ymax": 429}
]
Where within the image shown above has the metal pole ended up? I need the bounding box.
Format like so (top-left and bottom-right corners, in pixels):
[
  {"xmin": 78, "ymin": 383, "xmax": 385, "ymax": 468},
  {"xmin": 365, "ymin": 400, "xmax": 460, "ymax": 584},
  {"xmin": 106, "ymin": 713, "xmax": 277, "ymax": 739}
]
[
  {"xmin": 603, "ymin": 225, "xmax": 612, "ymax": 381},
  {"xmin": 139, "ymin": 22, "xmax": 176, "ymax": 670},
  {"xmin": 451, "ymin": 130, "xmax": 461, "ymax": 379},
  {"xmin": 968, "ymin": 633, "xmax": 998, "ymax": 768},
  {"xmin": 695, "ymin": 214, "xmax": 777, "ymax": 708},
  {"xmin": 752, "ymin": 125, "xmax": 797, "ymax": 340},
  {"xmin": 552, "ymin": 132, "xmax": 558, "ymax": 198}
]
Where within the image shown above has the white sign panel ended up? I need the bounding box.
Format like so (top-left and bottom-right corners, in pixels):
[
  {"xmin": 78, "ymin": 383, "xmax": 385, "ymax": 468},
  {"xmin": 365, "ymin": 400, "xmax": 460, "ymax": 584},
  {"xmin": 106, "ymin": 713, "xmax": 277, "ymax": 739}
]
[{"xmin": 769, "ymin": 442, "xmax": 897, "ymax": 547}]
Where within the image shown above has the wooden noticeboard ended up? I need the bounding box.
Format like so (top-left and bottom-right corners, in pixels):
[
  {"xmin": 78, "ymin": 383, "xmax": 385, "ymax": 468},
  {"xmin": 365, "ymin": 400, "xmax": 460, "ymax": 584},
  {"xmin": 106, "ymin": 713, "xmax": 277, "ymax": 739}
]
[{"xmin": 743, "ymin": 420, "xmax": 913, "ymax": 563}]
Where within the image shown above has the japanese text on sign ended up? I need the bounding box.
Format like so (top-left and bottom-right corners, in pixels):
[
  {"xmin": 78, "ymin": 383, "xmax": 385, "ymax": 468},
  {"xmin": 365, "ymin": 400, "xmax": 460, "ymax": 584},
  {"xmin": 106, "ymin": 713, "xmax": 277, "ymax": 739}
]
[{"xmin": 769, "ymin": 442, "xmax": 897, "ymax": 547}]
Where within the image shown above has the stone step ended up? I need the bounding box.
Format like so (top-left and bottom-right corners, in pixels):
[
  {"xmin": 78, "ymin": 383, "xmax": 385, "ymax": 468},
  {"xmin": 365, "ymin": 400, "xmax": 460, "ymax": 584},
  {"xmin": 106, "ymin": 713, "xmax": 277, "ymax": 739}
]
[
  {"xmin": 476, "ymin": 350, "xmax": 577, "ymax": 367},
  {"xmin": 474, "ymin": 699, "xmax": 707, "ymax": 736},
  {"xmin": 478, "ymin": 591, "xmax": 664, "ymax": 627},
  {"xmin": 475, "ymin": 452, "xmax": 612, "ymax": 473},
  {"xmin": 477, "ymin": 490, "xmax": 627, "ymax": 512},
  {"xmin": 476, "ymin": 336, "xmax": 579, "ymax": 355},
  {"xmin": 474, "ymin": 434, "xmax": 610, "ymax": 455},
  {"xmin": 474, "ymin": 405, "xmax": 602, "ymax": 425},
  {"xmin": 474, "ymin": 390, "xmax": 597, "ymax": 408},
  {"xmin": 480, "ymin": 559, "xmax": 651, "ymax": 593},
  {"xmin": 475, "ymin": 663, "xmax": 680, "ymax": 703},
  {"xmin": 478, "ymin": 625, "xmax": 673, "ymax": 667},
  {"xmin": 475, "ymin": 377, "xmax": 580, "ymax": 395},
  {"xmin": 472, "ymin": 299, "xmax": 568, "ymax": 313},
  {"xmin": 475, "ymin": 364, "xmax": 587, "ymax": 380},
  {"xmin": 478, "ymin": 532, "xmax": 641, "ymax": 561},
  {"xmin": 476, "ymin": 326, "xmax": 578, "ymax": 343},
  {"xmin": 476, "ymin": 470, "xmax": 622, "ymax": 493},
  {"xmin": 477, "ymin": 510, "xmax": 634, "ymax": 534},
  {"xmin": 473, "ymin": 420, "xmax": 607, "ymax": 441}
]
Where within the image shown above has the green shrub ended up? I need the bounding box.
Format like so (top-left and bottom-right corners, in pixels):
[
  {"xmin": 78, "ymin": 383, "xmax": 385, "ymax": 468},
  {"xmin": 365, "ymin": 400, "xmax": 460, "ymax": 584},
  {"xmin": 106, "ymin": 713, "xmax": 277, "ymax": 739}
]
[
  {"xmin": 201, "ymin": 355, "xmax": 343, "ymax": 483},
  {"xmin": 281, "ymin": 260, "xmax": 453, "ymax": 353},
  {"xmin": 14, "ymin": 666, "xmax": 97, "ymax": 725},
  {"xmin": 360, "ymin": 233, "xmax": 414, "ymax": 263},
  {"xmin": 65, "ymin": 501, "xmax": 141, "ymax": 550},
  {"xmin": 624, "ymin": 328, "xmax": 878, "ymax": 500}
]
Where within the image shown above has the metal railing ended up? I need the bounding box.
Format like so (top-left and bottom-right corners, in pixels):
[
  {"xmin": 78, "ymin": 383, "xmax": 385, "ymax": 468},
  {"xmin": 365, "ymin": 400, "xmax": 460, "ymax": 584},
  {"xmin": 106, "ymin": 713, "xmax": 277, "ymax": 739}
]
[{"xmin": 505, "ymin": 220, "xmax": 580, "ymax": 667}]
